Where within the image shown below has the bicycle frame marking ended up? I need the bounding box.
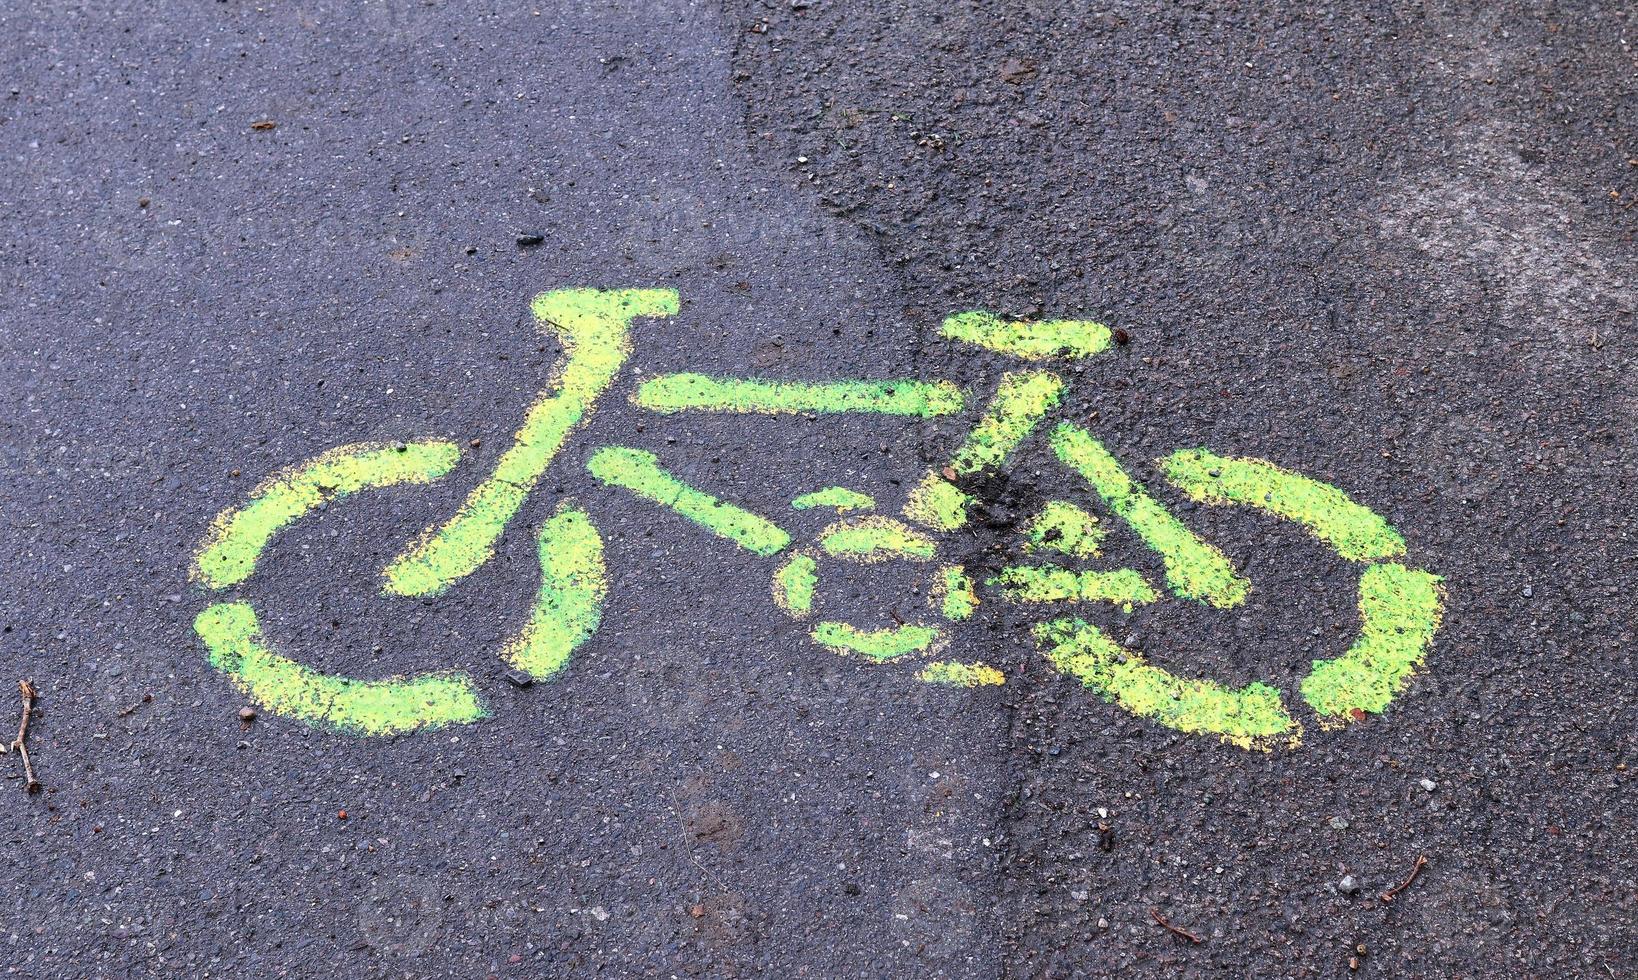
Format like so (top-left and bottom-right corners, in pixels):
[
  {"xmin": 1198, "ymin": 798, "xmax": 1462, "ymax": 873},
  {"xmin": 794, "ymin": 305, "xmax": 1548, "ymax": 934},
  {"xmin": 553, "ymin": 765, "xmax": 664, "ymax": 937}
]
[
  {"xmin": 1050, "ymin": 424, "xmax": 1251, "ymax": 610},
  {"xmin": 633, "ymin": 374, "xmax": 964, "ymax": 417},
  {"xmin": 190, "ymin": 286, "xmax": 1446, "ymax": 750},
  {"xmin": 903, "ymin": 371, "xmax": 1063, "ymax": 532},
  {"xmin": 587, "ymin": 446, "xmax": 790, "ymax": 556},
  {"xmin": 382, "ymin": 289, "xmax": 680, "ymax": 598}
]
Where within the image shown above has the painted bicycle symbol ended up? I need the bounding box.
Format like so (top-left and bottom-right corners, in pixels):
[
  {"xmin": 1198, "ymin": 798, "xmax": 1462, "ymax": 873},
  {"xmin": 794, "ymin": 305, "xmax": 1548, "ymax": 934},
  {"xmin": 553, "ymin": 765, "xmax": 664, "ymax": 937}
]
[{"xmin": 191, "ymin": 288, "xmax": 1443, "ymax": 750}]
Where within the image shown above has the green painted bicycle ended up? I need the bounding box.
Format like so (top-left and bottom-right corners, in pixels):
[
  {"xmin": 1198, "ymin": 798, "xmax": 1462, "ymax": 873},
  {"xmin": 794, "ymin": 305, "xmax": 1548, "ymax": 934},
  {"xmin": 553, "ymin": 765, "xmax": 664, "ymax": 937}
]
[{"xmin": 191, "ymin": 287, "xmax": 1443, "ymax": 749}]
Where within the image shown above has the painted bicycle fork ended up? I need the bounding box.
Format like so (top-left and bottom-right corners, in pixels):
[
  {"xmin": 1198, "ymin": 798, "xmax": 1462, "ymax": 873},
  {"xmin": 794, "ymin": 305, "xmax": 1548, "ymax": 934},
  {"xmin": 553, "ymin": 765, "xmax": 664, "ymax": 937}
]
[{"xmin": 192, "ymin": 288, "xmax": 1443, "ymax": 749}]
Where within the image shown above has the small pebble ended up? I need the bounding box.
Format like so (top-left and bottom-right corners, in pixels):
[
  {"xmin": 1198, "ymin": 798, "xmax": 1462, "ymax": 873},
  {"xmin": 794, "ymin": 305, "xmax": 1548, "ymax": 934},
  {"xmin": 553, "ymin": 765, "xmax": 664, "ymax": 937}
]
[
  {"xmin": 516, "ymin": 233, "xmax": 545, "ymax": 248},
  {"xmin": 1419, "ymin": 778, "xmax": 1438, "ymax": 792},
  {"xmin": 1330, "ymin": 816, "xmax": 1350, "ymax": 830},
  {"xmin": 1339, "ymin": 875, "xmax": 1360, "ymax": 894},
  {"xmin": 238, "ymin": 706, "xmax": 257, "ymax": 723}
]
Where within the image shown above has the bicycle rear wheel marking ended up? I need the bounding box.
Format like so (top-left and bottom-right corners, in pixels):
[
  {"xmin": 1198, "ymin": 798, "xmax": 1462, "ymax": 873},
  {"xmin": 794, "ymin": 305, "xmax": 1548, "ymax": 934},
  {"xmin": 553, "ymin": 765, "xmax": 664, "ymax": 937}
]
[
  {"xmin": 1301, "ymin": 563, "xmax": 1444, "ymax": 723},
  {"xmin": 632, "ymin": 374, "xmax": 964, "ymax": 417},
  {"xmin": 1161, "ymin": 449, "xmax": 1407, "ymax": 561},
  {"xmin": 192, "ymin": 441, "xmax": 460, "ymax": 590},
  {"xmin": 194, "ymin": 602, "xmax": 485, "ymax": 736}
]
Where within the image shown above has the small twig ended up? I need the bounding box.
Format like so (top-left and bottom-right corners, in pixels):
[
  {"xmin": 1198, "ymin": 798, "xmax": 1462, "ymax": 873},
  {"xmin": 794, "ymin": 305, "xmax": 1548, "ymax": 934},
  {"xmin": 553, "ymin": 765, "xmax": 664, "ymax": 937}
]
[
  {"xmin": 6, "ymin": 680, "xmax": 41, "ymax": 794},
  {"xmin": 1379, "ymin": 854, "xmax": 1428, "ymax": 903},
  {"xmin": 1150, "ymin": 907, "xmax": 1203, "ymax": 944},
  {"xmin": 666, "ymin": 789, "xmax": 728, "ymax": 893}
]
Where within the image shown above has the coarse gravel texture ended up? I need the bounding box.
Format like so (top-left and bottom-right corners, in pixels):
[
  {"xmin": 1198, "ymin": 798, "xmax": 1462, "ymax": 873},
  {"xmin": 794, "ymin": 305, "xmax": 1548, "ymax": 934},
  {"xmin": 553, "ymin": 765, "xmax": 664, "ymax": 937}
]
[{"xmin": 725, "ymin": 1, "xmax": 1636, "ymax": 976}]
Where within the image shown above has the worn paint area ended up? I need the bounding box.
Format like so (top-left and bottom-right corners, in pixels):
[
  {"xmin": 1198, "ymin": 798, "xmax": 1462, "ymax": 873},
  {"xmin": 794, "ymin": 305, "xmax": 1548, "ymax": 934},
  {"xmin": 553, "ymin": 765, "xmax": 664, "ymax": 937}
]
[
  {"xmin": 990, "ymin": 565, "xmax": 1157, "ymax": 612},
  {"xmin": 917, "ymin": 661, "xmax": 1005, "ymax": 687},
  {"xmin": 1023, "ymin": 500, "xmax": 1104, "ymax": 559}
]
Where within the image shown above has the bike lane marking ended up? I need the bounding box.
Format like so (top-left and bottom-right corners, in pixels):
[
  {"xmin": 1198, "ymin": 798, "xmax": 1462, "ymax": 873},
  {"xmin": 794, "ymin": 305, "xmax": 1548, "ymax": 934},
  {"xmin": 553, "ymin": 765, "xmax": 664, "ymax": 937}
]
[
  {"xmin": 383, "ymin": 288, "xmax": 680, "ymax": 598},
  {"xmin": 632, "ymin": 374, "xmax": 963, "ymax": 416},
  {"xmin": 190, "ymin": 440, "xmax": 484, "ymax": 735},
  {"xmin": 587, "ymin": 446, "xmax": 792, "ymax": 556}
]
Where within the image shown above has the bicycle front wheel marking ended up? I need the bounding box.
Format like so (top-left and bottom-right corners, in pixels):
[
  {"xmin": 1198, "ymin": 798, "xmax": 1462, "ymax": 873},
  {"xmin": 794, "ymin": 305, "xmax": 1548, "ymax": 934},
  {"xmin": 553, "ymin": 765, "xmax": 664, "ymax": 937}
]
[{"xmin": 1035, "ymin": 617, "xmax": 1300, "ymax": 751}]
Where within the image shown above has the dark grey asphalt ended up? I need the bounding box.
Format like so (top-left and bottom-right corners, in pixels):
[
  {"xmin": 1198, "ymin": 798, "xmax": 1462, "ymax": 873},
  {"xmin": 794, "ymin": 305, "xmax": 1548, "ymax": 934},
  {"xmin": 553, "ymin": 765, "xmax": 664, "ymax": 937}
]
[{"xmin": 2, "ymin": 1, "xmax": 1634, "ymax": 977}]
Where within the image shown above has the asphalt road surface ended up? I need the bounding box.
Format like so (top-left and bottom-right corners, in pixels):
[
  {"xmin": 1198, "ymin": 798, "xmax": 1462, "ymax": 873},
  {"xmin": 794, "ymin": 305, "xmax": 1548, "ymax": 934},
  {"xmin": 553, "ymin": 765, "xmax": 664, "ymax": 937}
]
[{"xmin": 2, "ymin": 1, "xmax": 1634, "ymax": 977}]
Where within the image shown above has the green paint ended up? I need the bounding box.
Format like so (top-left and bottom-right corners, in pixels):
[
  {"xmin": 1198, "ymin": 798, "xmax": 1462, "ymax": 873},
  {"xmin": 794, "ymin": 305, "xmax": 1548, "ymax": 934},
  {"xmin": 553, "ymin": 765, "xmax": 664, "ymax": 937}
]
[
  {"xmin": 1036, "ymin": 617, "xmax": 1298, "ymax": 751},
  {"xmin": 1024, "ymin": 500, "xmax": 1103, "ymax": 558},
  {"xmin": 818, "ymin": 517, "xmax": 937, "ymax": 562},
  {"xmin": 773, "ymin": 553, "xmax": 819, "ymax": 616},
  {"xmin": 1050, "ymin": 424, "xmax": 1249, "ymax": 609},
  {"xmin": 934, "ymin": 565, "xmax": 978, "ymax": 621},
  {"xmin": 917, "ymin": 661, "xmax": 1005, "ymax": 687},
  {"xmin": 948, "ymin": 371, "xmax": 1065, "ymax": 476},
  {"xmin": 901, "ymin": 371, "xmax": 1063, "ymax": 533},
  {"xmin": 1162, "ymin": 449, "xmax": 1407, "ymax": 562},
  {"xmin": 1301, "ymin": 563, "xmax": 1444, "ymax": 722},
  {"xmin": 501, "ymin": 504, "xmax": 607, "ymax": 681},
  {"xmin": 587, "ymin": 446, "xmax": 791, "ymax": 556},
  {"xmin": 941, "ymin": 312, "xmax": 1112, "ymax": 361},
  {"xmin": 633, "ymin": 373, "xmax": 964, "ymax": 417},
  {"xmin": 193, "ymin": 441, "xmax": 460, "ymax": 590},
  {"xmin": 812, "ymin": 621, "xmax": 940, "ymax": 660},
  {"xmin": 991, "ymin": 566, "xmax": 1157, "ymax": 611},
  {"xmin": 193, "ymin": 602, "xmax": 484, "ymax": 735},
  {"xmin": 791, "ymin": 487, "xmax": 876, "ymax": 512},
  {"xmin": 901, "ymin": 473, "xmax": 973, "ymax": 532},
  {"xmin": 383, "ymin": 288, "xmax": 679, "ymax": 597}
]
